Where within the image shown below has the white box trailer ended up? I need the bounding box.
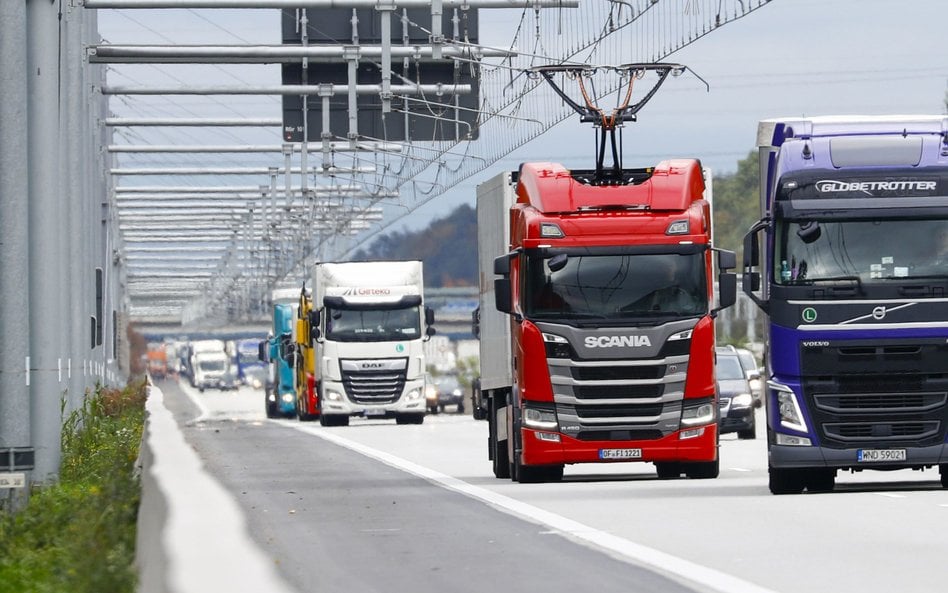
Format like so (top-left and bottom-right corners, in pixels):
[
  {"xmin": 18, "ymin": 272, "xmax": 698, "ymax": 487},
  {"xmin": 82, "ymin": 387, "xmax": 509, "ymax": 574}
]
[{"xmin": 476, "ymin": 172, "xmax": 515, "ymax": 392}]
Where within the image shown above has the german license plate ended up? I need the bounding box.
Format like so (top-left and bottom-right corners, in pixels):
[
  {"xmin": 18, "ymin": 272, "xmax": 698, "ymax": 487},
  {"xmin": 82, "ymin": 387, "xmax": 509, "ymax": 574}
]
[
  {"xmin": 363, "ymin": 408, "xmax": 386, "ymax": 417},
  {"xmin": 599, "ymin": 448, "xmax": 642, "ymax": 460},
  {"xmin": 857, "ymin": 449, "xmax": 906, "ymax": 462}
]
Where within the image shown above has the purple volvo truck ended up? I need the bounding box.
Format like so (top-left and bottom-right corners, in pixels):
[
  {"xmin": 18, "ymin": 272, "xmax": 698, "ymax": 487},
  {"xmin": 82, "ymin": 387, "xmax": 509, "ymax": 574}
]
[{"xmin": 742, "ymin": 115, "xmax": 948, "ymax": 494}]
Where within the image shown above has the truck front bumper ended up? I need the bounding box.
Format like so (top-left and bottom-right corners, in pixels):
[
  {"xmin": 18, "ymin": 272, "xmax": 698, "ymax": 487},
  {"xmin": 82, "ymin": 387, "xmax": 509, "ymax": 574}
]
[
  {"xmin": 521, "ymin": 423, "xmax": 719, "ymax": 465},
  {"xmin": 319, "ymin": 381, "xmax": 426, "ymax": 417},
  {"xmin": 770, "ymin": 443, "xmax": 948, "ymax": 470}
]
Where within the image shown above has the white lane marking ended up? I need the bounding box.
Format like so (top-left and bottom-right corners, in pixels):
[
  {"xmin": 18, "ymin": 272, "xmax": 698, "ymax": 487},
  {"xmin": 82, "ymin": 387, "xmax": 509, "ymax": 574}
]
[
  {"xmin": 876, "ymin": 493, "xmax": 905, "ymax": 499},
  {"xmin": 287, "ymin": 423, "xmax": 781, "ymax": 593},
  {"xmin": 178, "ymin": 382, "xmax": 211, "ymax": 424},
  {"xmin": 729, "ymin": 467, "xmax": 752, "ymax": 472}
]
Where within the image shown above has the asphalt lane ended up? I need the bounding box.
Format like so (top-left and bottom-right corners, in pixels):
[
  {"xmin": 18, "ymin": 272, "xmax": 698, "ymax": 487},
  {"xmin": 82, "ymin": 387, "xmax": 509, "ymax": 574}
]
[
  {"xmin": 158, "ymin": 379, "xmax": 700, "ymax": 593},
  {"xmin": 156, "ymin": 377, "xmax": 948, "ymax": 593}
]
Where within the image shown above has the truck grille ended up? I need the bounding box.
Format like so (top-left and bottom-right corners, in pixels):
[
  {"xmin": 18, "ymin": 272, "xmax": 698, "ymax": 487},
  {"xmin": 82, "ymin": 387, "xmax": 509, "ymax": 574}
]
[
  {"xmin": 800, "ymin": 340, "xmax": 948, "ymax": 448},
  {"xmin": 547, "ymin": 344, "xmax": 689, "ymax": 441},
  {"xmin": 340, "ymin": 358, "xmax": 407, "ymax": 405}
]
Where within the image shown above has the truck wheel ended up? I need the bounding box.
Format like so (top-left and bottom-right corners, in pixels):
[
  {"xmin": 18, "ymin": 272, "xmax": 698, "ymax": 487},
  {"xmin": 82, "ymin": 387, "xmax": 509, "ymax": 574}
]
[
  {"xmin": 655, "ymin": 462, "xmax": 681, "ymax": 479},
  {"xmin": 805, "ymin": 469, "xmax": 835, "ymax": 493},
  {"xmin": 685, "ymin": 459, "xmax": 719, "ymax": 479},
  {"xmin": 472, "ymin": 407, "xmax": 486, "ymax": 421},
  {"xmin": 769, "ymin": 466, "xmax": 806, "ymax": 494},
  {"xmin": 941, "ymin": 464, "xmax": 948, "ymax": 488},
  {"xmin": 265, "ymin": 400, "xmax": 276, "ymax": 419},
  {"xmin": 489, "ymin": 397, "xmax": 510, "ymax": 479},
  {"xmin": 396, "ymin": 414, "xmax": 425, "ymax": 425},
  {"xmin": 516, "ymin": 462, "xmax": 563, "ymax": 483},
  {"xmin": 457, "ymin": 401, "xmax": 465, "ymax": 414}
]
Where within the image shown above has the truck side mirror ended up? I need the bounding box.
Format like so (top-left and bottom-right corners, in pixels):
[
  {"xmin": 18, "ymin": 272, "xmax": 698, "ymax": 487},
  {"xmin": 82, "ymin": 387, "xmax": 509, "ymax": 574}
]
[
  {"xmin": 308, "ymin": 310, "xmax": 321, "ymax": 342},
  {"xmin": 494, "ymin": 253, "xmax": 512, "ymax": 275},
  {"xmin": 717, "ymin": 249, "xmax": 737, "ymax": 271},
  {"xmin": 258, "ymin": 340, "xmax": 268, "ymax": 363},
  {"xmin": 494, "ymin": 278, "xmax": 512, "ymax": 313},
  {"xmin": 425, "ymin": 306, "xmax": 435, "ymax": 326},
  {"xmin": 718, "ymin": 272, "xmax": 737, "ymax": 310},
  {"xmin": 471, "ymin": 306, "xmax": 480, "ymax": 339},
  {"xmin": 742, "ymin": 224, "xmax": 768, "ymax": 310}
]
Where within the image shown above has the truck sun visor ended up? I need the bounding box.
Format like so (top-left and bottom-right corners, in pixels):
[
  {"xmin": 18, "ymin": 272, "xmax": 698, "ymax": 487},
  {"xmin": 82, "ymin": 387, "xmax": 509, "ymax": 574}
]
[{"xmin": 323, "ymin": 294, "xmax": 422, "ymax": 311}]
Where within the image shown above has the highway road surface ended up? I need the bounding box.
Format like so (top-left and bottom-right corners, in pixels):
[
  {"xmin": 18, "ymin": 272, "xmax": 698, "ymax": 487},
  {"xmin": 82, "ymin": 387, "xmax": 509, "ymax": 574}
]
[{"xmin": 153, "ymin": 378, "xmax": 948, "ymax": 593}]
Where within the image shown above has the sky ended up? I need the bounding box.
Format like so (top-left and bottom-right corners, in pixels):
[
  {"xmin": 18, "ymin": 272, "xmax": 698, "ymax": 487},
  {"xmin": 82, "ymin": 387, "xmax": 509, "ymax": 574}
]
[{"xmin": 97, "ymin": 0, "xmax": 948, "ymax": 236}]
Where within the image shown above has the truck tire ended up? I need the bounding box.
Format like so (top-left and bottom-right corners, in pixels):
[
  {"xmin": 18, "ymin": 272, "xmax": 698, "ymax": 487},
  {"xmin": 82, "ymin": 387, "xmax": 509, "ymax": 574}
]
[
  {"xmin": 941, "ymin": 464, "xmax": 948, "ymax": 488},
  {"xmin": 769, "ymin": 466, "xmax": 806, "ymax": 494},
  {"xmin": 489, "ymin": 396, "xmax": 510, "ymax": 479},
  {"xmin": 805, "ymin": 469, "xmax": 835, "ymax": 493},
  {"xmin": 685, "ymin": 459, "xmax": 719, "ymax": 479},
  {"xmin": 655, "ymin": 462, "xmax": 682, "ymax": 479},
  {"xmin": 396, "ymin": 414, "xmax": 425, "ymax": 425},
  {"xmin": 514, "ymin": 458, "xmax": 563, "ymax": 483},
  {"xmin": 320, "ymin": 414, "xmax": 349, "ymax": 427}
]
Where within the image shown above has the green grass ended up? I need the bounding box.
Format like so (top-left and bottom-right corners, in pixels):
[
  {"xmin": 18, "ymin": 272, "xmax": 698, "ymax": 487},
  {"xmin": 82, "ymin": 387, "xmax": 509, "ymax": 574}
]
[{"xmin": 0, "ymin": 379, "xmax": 146, "ymax": 593}]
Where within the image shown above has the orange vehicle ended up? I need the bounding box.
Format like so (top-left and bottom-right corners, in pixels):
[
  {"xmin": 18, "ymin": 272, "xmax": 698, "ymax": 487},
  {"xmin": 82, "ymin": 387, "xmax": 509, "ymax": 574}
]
[{"xmin": 146, "ymin": 344, "xmax": 168, "ymax": 380}]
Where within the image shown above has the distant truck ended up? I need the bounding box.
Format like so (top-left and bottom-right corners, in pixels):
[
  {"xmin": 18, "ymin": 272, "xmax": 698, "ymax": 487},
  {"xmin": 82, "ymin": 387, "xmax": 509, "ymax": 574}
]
[
  {"xmin": 742, "ymin": 115, "xmax": 948, "ymax": 493},
  {"xmin": 301, "ymin": 261, "xmax": 435, "ymax": 426},
  {"xmin": 191, "ymin": 348, "xmax": 230, "ymax": 392},
  {"xmin": 263, "ymin": 288, "xmax": 301, "ymax": 418},
  {"xmin": 146, "ymin": 343, "xmax": 168, "ymax": 380},
  {"xmin": 235, "ymin": 338, "xmax": 267, "ymax": 389},
  {"xmin": 187, "ymin": 339, "xmax": 227, "ymax": 389},
  {"xmin": 291, "ymin": 286, "xmax": 321, "ymax": 421}
]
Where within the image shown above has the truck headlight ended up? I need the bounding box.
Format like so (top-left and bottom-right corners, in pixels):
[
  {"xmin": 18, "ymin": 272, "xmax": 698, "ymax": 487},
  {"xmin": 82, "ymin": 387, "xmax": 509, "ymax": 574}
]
[
  {"xmin": 326, "ymin": 390, "xmax": 344, "ymax": 402},
  {"xmin": 681, "ymin": 397, "xmax": 715, "ymax": 426},
  {"xmin": 523, "ymin": 406, "xmax": 558, "ymax": 430},
  {"xmin": 406, "ymin": 388, "xmax": 422, "ymax": 401},
  {"xmin": 768, "ymin": 380, "xmax": 808, "ymax": 432},
  {"xmin": 281, "ymin": 393, "xmax": 294, "ymax": 403}
]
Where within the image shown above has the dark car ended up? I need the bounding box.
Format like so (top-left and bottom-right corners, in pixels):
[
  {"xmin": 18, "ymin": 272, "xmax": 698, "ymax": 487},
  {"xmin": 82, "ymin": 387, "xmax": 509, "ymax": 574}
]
[
  {"xmin": 733, "ymin": 346, "xmax": 763, "ymax": 404},
  {"xmin": 432, "ymin": 375, "xmax": 465, "ymax": 414},
  {"xmin": 715, "ymin": 346, "xmax": 757, "ymax": 439}
]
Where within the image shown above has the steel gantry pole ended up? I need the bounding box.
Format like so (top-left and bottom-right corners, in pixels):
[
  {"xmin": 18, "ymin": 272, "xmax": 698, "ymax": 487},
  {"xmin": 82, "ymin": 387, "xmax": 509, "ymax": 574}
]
[
  {"xmin": 27, "ymin": 0, "xmax": 66, "ymax": 484},
  {"xmin": 0, "ymin": 0, "xmax": 34, "ymax": 505}
]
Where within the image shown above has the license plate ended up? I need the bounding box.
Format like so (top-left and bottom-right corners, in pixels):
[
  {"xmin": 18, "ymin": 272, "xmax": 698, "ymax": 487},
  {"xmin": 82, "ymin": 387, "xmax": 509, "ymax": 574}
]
[
  {"xmin": 599, "ymin": 448, "xmax": 642, "ymax": 460},
  {"xmin": 363, "ymin": 408, "xmax": 386, "ymax": 417},
  {"xmin": 857, "ymin": 449, "xmax": 907, "ymax": 462}
]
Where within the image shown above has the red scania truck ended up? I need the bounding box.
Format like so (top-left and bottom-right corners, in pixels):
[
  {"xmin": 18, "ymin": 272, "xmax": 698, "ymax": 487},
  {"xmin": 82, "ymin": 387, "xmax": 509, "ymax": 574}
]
[{"xmin": 477, "ymin": 159, "xmax": 737, "ymax": 482}]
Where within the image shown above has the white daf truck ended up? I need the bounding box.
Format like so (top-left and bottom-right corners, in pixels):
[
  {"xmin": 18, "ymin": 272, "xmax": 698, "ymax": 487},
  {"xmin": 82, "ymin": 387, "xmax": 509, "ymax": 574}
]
[{"xmin": 306, "ymin": 260, "xmax": 435, "ymax": 426}]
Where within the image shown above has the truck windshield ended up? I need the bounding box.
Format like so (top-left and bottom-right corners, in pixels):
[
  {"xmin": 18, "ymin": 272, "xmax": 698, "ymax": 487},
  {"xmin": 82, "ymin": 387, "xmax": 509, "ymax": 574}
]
[
  {"xmin": 775, "ymin": 218, "xmax": 948, "ymax": 284},
  {"xmin": 325, "ymin": 306, "xmax": 421, "ymax": 342},
  {"xmin": 523, "ymin": 252, "xmax": 707, "ymax": 320}
]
